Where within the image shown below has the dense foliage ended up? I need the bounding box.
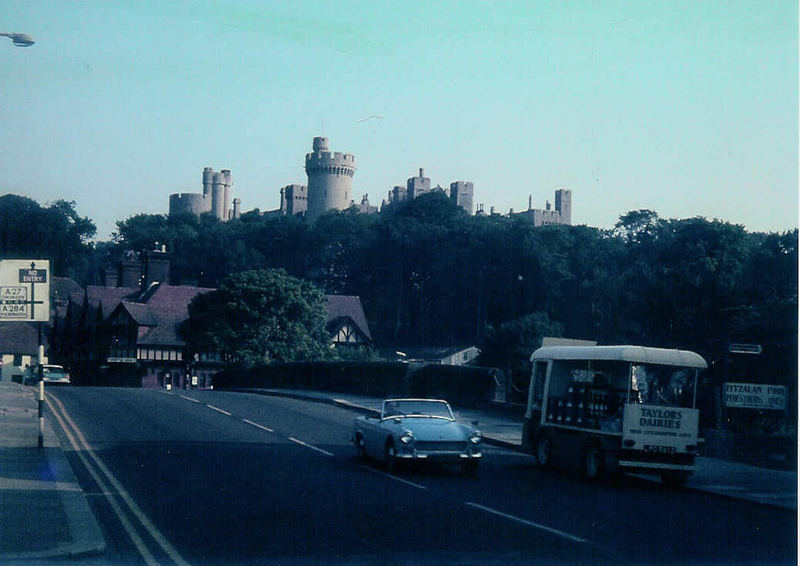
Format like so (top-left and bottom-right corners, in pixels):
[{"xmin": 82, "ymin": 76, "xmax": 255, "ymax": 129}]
[
  {"xmin": 180, "ymin": 268, "xmax": 334, "ymax": 366},
  {"xmin": 112, "ymin": 195, "xmax": 797, "ymax": 372},
  {"xmin": 3, "ymin": 192, "xmax": 795, "ymax": 390},
  {"xmin": 0, "ymin": 194, "xmax": 96, "ymax": 282}
]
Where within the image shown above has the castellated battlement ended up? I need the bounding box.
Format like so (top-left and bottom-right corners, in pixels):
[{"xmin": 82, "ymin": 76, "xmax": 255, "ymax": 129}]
[{"xmin": 305, "ymin": 151, "xmax": 357, "ymax": 171}]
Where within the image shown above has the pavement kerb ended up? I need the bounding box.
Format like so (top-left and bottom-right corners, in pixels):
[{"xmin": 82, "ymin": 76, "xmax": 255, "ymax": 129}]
[{"xmin": 0, "ymin": 383, "xmax": 106, "ymax": 563}]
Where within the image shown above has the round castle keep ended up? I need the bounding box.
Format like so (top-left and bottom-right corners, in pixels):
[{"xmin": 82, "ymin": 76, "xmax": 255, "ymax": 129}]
[
  {"xmin": 305, "ymin": 137, "xmax": 356, "ymax": 221},
  {"xmin": 169, "ymin": 192, "xmax": 209, "ymax": 216}
]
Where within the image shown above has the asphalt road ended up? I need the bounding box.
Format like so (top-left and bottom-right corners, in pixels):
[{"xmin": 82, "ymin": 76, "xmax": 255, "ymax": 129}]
[{"xmin": 47, "ymin": 388, "xmax": 796, "ymax": 566}]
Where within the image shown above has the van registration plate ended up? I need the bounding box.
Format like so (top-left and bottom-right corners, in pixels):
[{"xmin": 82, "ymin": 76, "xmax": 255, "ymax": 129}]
[{"xmin": 642, "ymin": 445, "xmax": 676, "ymax": 455}]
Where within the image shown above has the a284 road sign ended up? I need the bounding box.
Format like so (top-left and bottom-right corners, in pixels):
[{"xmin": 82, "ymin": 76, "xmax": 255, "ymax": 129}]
[{"xmin": 0, "ymin": 260, "xmax": 50, "ymax": 322}]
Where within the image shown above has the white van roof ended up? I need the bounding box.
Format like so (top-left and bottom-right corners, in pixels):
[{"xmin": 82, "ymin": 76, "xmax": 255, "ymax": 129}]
[{"xmin": 530, "ymin": 345, "xmax": 707, "ymax": 369}]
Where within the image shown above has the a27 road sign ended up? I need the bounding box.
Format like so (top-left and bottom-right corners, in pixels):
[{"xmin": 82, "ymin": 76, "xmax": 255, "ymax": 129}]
[{"xmin": 0, "ymin": 260, "xmax": 50, "ymax": 322}]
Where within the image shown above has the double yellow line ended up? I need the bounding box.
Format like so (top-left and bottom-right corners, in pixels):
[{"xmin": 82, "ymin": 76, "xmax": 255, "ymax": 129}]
[{"xmin": 46, "ymin": 393, "xmax": 190, "ymax": 566}]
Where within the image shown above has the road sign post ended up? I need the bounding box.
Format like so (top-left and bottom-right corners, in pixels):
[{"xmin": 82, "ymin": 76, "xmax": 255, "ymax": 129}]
[{"xmin": 0, "ymin": 260, "xmax": 50, "ymax": 449}]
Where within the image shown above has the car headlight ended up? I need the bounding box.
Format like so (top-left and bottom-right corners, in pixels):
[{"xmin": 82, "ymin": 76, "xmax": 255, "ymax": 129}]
[
  {"xmin": 469, "ymin": 431, "xmax": 482, "ymax": 444},
  {"xmin": 400, "ymin": 431, "xmax": 414, "ymax": 444}
]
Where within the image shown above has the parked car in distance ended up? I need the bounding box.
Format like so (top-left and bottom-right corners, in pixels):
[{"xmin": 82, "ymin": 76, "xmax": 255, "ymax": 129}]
[
  {"xmin": 352, "ymin": 398, "xmax": 482, "ymax": 474},
  {"xmin": 24, "ymin": 364, "xmax": 71, "ymax": 386}
]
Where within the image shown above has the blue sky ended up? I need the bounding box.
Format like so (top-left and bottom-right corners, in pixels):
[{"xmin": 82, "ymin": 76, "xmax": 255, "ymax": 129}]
[{"xmin": 1, "ymin": 1, "xmax": 796, "ymax": 239}]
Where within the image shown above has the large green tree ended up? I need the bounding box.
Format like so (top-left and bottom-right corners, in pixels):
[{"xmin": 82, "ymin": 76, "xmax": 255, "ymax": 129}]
[
  {"xmin": 181, "ymin": 268, "xmax": 334, "ymax": 366},
  {"xmin": 0, "ymin": 194, "xmax": 96, "ymax": 282}
]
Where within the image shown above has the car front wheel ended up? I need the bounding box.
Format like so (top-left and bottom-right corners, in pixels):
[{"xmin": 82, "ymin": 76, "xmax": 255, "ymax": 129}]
[
  {"xmin": 355, "ymin": 434, "xmax": 367, "ymax": 460},
  {"xmin": 385, "ymin": 440, "xmax": 397, "ymax": 473}
]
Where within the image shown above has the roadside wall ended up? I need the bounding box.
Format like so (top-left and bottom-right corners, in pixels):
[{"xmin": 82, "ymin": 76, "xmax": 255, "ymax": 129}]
[{"xmin": 213, "ymin": 362, "xmax": 497, "ymax": 408}]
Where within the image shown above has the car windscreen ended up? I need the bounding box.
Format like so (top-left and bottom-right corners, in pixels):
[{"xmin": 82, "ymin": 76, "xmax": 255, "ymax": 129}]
[
  {"xmin": 42, "ymin": 367, "xmax": 67, "ymax": 379},
  {"xmin": 383, "ymin": 400, "xmax": 453, "ymax": 419},
  {"xmin": 630, "ymin": 364, "xmax": 695, "ymax": 408}
]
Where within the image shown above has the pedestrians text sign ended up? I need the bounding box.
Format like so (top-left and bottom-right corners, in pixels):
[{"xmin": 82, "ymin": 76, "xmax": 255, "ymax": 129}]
[
  {"xmin": 0, "ymin": 260, "xmax": 50, "ymax": 321},
  {"xmin": 725, "ymin": 382, "xmax": 786, "ymax": 410}
]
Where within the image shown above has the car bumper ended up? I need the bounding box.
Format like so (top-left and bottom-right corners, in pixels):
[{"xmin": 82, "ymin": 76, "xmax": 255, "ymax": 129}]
[{"xmin": 396, "ymin": 449, "xmax": 482, "ymax": 462}]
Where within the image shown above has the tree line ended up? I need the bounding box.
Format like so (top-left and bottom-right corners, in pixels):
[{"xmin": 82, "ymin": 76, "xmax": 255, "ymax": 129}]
[{"xmin": 1, "ymin": 192, "xmax": 796, "ymax": 390}]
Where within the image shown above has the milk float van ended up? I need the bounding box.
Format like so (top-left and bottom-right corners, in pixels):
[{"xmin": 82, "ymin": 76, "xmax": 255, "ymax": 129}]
[{"xmin": 522, "ymin": 345, "xmax": 707, "ymax": 486}]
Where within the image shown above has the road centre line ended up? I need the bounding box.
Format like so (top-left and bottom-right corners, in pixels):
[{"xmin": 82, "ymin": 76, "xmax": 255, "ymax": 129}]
[
  {"xmin": 206, "ymin": 404, "xmax": 232, "ymax": 416},
  {"xmin": 46, "ymin": 394, "xmax": 190, "ymax": 566},
  {"xmin": 358, "ymin": 464, "xmax": 428, "ymax": 491},
  {"xmin": 242, "ymin": 418, "xmax": 274, "ymax": 432},
  {"xmin": 179, "ymin": 395, "xmax": 200, "ymax": 403},
  {"xmin": 464, "ymin": 502, "xmax": 587, "ymax": 543},
  {"xmin": 288, "ymin": 437, "xmax": 335, "ymax": 457}
]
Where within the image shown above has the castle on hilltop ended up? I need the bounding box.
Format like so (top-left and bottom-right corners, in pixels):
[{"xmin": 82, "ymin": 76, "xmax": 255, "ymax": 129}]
[{"xmin": 167, "ymin": 136, "xmax": 573, "ymax": 227}]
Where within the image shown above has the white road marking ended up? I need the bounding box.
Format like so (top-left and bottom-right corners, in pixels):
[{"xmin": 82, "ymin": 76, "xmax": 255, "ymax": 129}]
[
  {"xmin": 0, "ymin": 478, "xmax": 81, "ymax": 491},
  {"xmin": 46, "ymin": 395, "xmax": 184, "ymax": 566},
  {"xmin": 206, "ymin": 404, "xmax": 232, "ymax": 416},
  {"xmin": 464, "ymin": 502, "xmax": 587, "ymax": 543},
  {"xmin": 242, "ymin": 419, "xmax": 274, "ymax": 432},
  {"xmin": 288, "ymin": 437, "xmax": 335, "ymax": 457},
  {"xmin": 179, "ymin": 395, "xmax": 200, "ymax": 403},
  {"xmin": 746, "ymin": 493, "xmax": 797, "ymax": 499},
  {"xmin": 359, "ymin": 464, "xmax": 428, "ymax": 491}
]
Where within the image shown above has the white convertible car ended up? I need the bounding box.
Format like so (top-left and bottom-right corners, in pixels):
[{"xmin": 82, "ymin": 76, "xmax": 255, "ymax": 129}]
[{"xmin": 352, "ymin": 398, "xmax": 482, "ymax": 474}]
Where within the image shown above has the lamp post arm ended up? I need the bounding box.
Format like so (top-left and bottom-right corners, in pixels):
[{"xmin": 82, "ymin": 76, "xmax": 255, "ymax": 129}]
[{"xmin": 0, "ymin": 33, "xmax": 35, "ymax": 47}]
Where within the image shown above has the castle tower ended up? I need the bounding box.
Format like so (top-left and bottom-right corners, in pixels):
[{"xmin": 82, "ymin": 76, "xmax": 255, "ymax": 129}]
[
  {"xmin": 211, "ymin": 172, "xmax": 226, "ymax": 220},
  {"xmin": 555, "ymin": 188, "xmax": 572, "ymax": 225},
  {"xmin": 202, "ymin": 167, "xmax": 214, "ymax": 198},
  {"xmin": 281, "ymin": 184, "xmax": 308, "ymax": 216},
  {"xmin": 222, "ymin": 169, "xmax": 232, "ymax": 220},
  {"xmin": 407, "ymin": 168, "xmax": 430, "ymax": 200},
  {"xmin": 449, "ymin": 181, "xmax": 474, "ymax": 214},
  {"xmin": 232, "ymin": 198, "xmax": 241, "ymax": 219},
  {"xmin": 305, "ymin": 137, "xmax": 357, "ymax": 222}
]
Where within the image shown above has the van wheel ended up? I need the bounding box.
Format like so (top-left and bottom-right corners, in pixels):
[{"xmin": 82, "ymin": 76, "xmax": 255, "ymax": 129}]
[
  {"xmin": 535, "ymin": 433, "xmax": 553, "ymax": 468},
  {"xmin": 582, "ymin": 444, "xmax": 604, "ymax": 481},
  {"xmin": 660, "ymin": 470, "xmax": 689, "ymax": 488}
]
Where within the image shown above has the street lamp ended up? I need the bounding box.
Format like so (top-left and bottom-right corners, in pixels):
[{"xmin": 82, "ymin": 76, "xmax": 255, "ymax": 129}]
[{"xmin": 0, "ymin": 33, "xmax": 35, "ymax": 47}]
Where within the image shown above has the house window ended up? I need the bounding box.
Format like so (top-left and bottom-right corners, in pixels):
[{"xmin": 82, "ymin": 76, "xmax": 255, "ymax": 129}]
[{"xmin": 155, "ymin": 350, "xmax": 162, "ymax": 360}]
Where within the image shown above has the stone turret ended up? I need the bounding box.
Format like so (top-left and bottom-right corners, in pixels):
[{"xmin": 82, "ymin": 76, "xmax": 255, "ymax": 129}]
[
  {"xmin": 407, "ymin": 168, "xmax": 430, "ymax": 200},
  {"xmin": 305, "ymin": 137, "xmax": 357, "ymax": 222},
  {"xmin": 449, "ymin": 181, "xmax": 474, "ymax": 214},
  {"xmin": 169, "ymin": 166, "xmax": 236, "ymax": 221}
]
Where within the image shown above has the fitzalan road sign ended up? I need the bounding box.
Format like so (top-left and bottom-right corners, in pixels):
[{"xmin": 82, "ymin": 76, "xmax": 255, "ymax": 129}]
[{"xmin": 0, "ymin": 260, "xmax": 50, "ymax": 322}]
